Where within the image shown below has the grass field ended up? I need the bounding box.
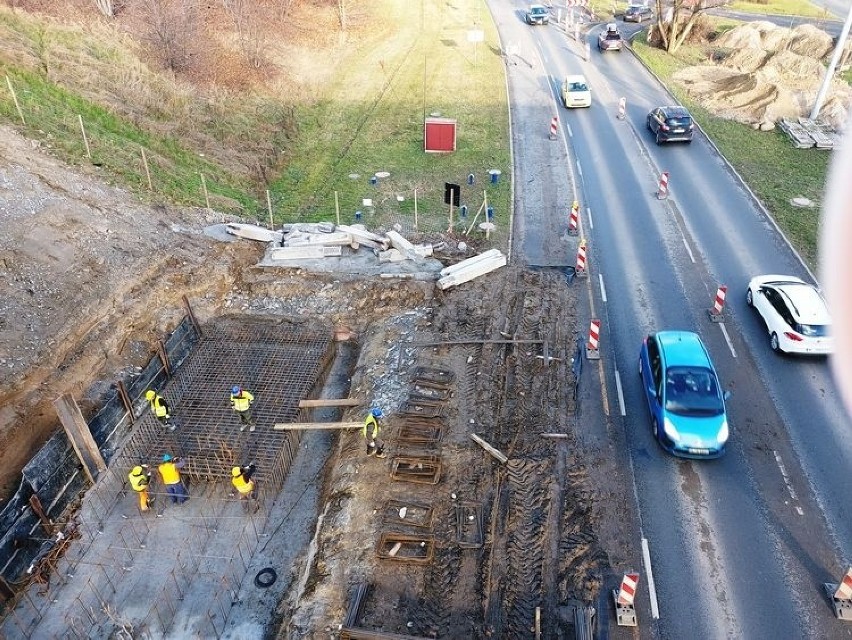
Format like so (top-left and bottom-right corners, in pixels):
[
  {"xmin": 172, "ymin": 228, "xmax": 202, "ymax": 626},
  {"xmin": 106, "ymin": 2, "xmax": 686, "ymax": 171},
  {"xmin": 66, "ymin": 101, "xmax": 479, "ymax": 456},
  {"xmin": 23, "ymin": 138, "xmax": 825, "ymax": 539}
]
[
  {"xmin": 728, "ymin": 0, "xmax": 831, "ymax": 17},
  {"xmin": 632, "ymin": 28, "xmax": 830, "ymax": 267}
]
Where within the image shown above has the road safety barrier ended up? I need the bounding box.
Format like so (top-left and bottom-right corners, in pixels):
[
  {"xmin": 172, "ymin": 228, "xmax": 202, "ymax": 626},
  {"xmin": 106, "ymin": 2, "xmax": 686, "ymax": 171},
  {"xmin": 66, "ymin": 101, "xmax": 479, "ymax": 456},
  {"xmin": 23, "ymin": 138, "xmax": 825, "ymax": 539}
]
[
  {"xmin": 613, "ymin": 572, "xmax": 639, "ymax": 626},
  {"xmin": 824, "ymin": 567, "xmax": 852, "ymax": 621},
  {"xmin": 585, "ymin": 319, "xmax": 601, "ymax": 360},
  {"xmin": 550, "ymin": 116, "xmax": 558, "ymax": 140},
  {"xmin": 707, "ymin": 285, "xmax": 728, "ymax": 322},
  {"xmin": 575, "ymin": 239, "xmax": 587, "ymax": 275},
  {"xmin": 617, "ymin": 97, "xmax": 626, "ymax": 120},
  {"xmin": 656, "ymin": 171, "xmax": 670, "ymax": 199},
  {"xmin": 568, "ymin": 201, "xmax": 580, "ymax": 235}
]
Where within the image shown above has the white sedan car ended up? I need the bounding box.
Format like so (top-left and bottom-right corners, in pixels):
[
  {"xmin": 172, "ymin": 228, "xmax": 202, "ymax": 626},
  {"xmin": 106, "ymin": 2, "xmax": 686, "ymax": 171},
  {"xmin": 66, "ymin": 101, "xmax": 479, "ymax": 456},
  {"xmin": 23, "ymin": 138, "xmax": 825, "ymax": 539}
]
[
  {"xmin": 561, "ymin": 75, "xmax": 591, "ymax": 108},
  {"xmin": 746, "ymin": 275, "xmax": 833, "ymax": 354}
]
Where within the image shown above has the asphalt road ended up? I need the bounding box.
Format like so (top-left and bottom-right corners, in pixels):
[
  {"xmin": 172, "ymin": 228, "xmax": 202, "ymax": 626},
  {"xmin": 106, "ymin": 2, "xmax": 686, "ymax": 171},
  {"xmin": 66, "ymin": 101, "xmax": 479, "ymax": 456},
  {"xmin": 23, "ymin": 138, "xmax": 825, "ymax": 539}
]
[{"xmin": 493, "ymin": 4, "xmax": 851, "ymax": 639}]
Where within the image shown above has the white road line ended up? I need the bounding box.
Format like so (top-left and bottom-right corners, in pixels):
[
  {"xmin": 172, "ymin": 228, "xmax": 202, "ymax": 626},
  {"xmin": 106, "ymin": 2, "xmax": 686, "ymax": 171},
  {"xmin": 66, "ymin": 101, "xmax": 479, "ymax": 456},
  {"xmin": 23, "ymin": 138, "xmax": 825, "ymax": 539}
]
[
  {"xmin": 718, "ymin": 323, "xmax": 737, "ymax": 358},
  {"xmin": 614, "ymin": 368, "xmax": 626, "ymax": 416},
  {"xmin": 576, "ymin": 159, "xmax": 583, "ymax": 177},
  {"xmin": 566, "ymin": 123, "xmax": 573, "ymax": 138},
  {"xmin": 773, "ymin": 450, "xmax": 803, "ymax": 515},
  {"xmin": 598, "ymin": 273, "xmax": 608, "ymax": 303},
  {"xmin": 587, "ymin": 207, "xmax": 594, "ymax": 230},
  {"xmin": 641, "ymin": 537, "xmax": 660, "ymax": 619},
  {"xmin": 681, "ymin": 236, "xmax": 695, "ymax": 263}
]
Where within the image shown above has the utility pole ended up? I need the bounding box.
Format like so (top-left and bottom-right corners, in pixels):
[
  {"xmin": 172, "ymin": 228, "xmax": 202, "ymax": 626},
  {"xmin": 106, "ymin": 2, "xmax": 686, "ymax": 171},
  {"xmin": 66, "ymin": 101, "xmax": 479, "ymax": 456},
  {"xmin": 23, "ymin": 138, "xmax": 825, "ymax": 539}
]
[{"xmin": 810, "ymin": 2, "xmax": 852, "ymax": 120}]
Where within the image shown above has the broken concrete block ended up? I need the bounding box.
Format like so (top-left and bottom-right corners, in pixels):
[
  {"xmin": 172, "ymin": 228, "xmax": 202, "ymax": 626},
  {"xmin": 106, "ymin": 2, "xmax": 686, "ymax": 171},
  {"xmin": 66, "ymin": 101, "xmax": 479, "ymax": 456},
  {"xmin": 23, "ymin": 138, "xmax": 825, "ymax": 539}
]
[
  {"xmin": 337, "ymin": 225, "xmax": 389, "ymax": 250},
  {"xmin": 439, "ymin": 249, "xmax": 503, "ymax": 278},
  {"xmin": 225, "ymin": 223, "xmax": 283, "ymax": 244},
  {"xmin": 268, "ymin": 245, "xmax": 343, "ymax": 260},
  {"xmin": 437, "ymin": 252, "xmax": 506, "ymax": 290},
  {"xmin": 283, "ymin": 231, "xmax": 353, "ymax": 247}
]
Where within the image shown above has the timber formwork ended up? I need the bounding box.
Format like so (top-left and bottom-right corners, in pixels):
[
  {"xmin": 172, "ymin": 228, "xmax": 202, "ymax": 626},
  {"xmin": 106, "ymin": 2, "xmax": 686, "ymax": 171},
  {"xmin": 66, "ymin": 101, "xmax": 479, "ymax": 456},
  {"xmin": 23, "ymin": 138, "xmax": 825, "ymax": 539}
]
[{"xmin": 116, "ymin": 316, "xmax": 336, "ymax": 496}]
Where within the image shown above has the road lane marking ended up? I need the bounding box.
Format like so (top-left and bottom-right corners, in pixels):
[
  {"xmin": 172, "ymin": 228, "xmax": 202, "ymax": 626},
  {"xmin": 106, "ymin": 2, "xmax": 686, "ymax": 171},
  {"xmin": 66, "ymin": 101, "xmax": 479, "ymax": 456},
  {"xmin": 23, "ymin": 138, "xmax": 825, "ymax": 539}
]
[
  {"xmin": 587, "ymin": 207, "xmax": 593, "ymax": 230},
  {"xmin": 718, "ymin": 323, "xmax": 737, "ymax": 358},
  {"xmin": 681, "ymin": 236, "xmax": 695, "ymax": 263},
  {"xmin": 567, "ymin": 123, "xmax": 573, "ymax": 138},
  {"xmin": 598, "ymin": 360, "xmax": 610, "ymax": 417},
  {"xmin": 576, "ymin": 159, "xmax": 583, "ymax": 178},
  {"xmin": 773, "ymin": 450, "xmax": 804, "ymax": 515},
  {"xmin": 641, "ymin": 537, "xmax": 660, "ymax": 619},
  {"xmin": 614, "ymin": 368, "xmax": 626, "ymax": 416}
]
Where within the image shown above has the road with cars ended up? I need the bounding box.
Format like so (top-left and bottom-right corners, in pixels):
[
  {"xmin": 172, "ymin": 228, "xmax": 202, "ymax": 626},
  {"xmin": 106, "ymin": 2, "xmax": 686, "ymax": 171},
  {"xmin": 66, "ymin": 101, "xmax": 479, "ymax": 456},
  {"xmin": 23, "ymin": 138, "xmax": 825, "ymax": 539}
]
[{"xmin": 491, "ymin": 2, "xmax": 852, "ymax": 638}]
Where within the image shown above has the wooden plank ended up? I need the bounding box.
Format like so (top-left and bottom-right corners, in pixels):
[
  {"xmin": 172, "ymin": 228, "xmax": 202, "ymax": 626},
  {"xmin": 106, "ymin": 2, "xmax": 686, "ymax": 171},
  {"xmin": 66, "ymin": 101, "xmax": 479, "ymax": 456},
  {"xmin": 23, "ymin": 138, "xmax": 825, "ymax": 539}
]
[
  {"xmin": 298, "ymin": 398, "xmax": 361, "ymax": 408},
  {"xmin": 470, "ymin": 433, "xmax": 508, "ymax": 464},
  {"xmin": 53, "ymin": 393, "xmax": 106, "ymax": 483},
  {"xmin": 273, "ymin": 421, "xmax": 363, "ymax": 431}
]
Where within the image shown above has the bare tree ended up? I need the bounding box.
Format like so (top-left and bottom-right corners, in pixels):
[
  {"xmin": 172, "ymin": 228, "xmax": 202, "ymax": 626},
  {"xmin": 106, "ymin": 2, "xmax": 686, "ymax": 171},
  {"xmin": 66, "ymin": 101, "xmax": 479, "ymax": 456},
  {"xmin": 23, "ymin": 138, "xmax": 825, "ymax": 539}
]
[
  {"xmin": 221, "ymin": 0, "xmax": 268, "ymax": 69},
  {"xmin": 652, "ymin": 0, "xmax": 726, "ymax": 53},
  {"xmin": 95, "ymin": 0, "xmax": 114, "ymax": 17},
  {"xmin": 139, "ymin": 0, "xmax": 200, "ymax": 74},
  {"xmin": 338, "ymin": 0, "xmax": 346, "ymax": 31}
]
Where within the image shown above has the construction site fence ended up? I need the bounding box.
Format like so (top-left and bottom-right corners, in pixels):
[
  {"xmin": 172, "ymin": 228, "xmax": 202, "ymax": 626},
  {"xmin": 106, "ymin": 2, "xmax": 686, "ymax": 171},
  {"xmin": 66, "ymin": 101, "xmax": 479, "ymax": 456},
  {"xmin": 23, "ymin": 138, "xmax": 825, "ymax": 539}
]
[{"xmin": 0, "ymin": 315, "xmax": 200, "ymax": 598}]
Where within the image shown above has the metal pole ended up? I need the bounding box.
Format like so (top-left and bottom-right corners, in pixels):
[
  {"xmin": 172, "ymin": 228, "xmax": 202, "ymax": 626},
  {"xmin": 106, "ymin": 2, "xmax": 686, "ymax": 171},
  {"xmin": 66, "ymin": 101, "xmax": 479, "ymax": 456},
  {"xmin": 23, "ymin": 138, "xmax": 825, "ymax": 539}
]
[{"xmin": 811, "ymin": 1, "xmax": 852, "ymax": 119}]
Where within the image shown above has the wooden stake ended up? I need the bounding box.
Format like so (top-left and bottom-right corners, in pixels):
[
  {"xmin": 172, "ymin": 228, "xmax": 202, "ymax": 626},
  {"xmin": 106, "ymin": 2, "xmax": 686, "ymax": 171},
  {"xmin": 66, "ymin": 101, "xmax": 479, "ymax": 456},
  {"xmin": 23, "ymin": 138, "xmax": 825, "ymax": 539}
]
[
  {"xmin": 334, "ymin": 190, "xmax": 341, "ymax": 226},
  {"xmin": 465, "ymin": 197, "xmax": 487, "ymax": 236},
  {"xmin": 5, "ymin": 75, "xmax": 25, "ymax": 125},
  {"xmin": 414, "ymin": 188, "xmax": 419, "ymax": 230},
  {"xmin": 447, "ymin": 199, "xmax": 453, "ymax": 233},
  {"xmin": 298, "ymin": 398, "xmax": 361, "ymax": 408},
  {"xmin": 141, "ymin": 147, "xmax": 152, "ymax": 190},
  {"xmin": 78, "ymin": 114, "xmax": 91, "ymax": 159},
  {"xmin": 470, "ymin": 433, "xmax": 508, "ymax": 464},
  {"xmin": 266, "ymin": 189, "xmax": 274, "ymax": 230},
  {"xmin": 53, "ymin": 394, "xmax": 106, "ymax": 483},
  {"xmin": 273, "ymin": 421, "xmax": 363, "ymax": 431},
  {"xmin": 200, "ymin": 173, "xmax": 211, "ymax": 212}
]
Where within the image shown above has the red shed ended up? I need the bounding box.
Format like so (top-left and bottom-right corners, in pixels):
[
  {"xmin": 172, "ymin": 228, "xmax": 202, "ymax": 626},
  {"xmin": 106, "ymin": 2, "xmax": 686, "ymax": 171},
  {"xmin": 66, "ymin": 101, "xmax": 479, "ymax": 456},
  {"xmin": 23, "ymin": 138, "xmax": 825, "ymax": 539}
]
[{"xmin": 424, "ymin": 117, "xmax": 457, "ymax": 153}]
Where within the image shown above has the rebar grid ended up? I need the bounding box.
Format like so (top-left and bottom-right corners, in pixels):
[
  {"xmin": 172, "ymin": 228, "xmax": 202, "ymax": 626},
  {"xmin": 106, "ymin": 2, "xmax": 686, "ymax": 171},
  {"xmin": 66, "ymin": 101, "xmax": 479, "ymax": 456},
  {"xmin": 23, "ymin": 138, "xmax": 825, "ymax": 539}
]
[{"xmin": 116, "ymin": 318, "xmax": 334, "ymax": 495}]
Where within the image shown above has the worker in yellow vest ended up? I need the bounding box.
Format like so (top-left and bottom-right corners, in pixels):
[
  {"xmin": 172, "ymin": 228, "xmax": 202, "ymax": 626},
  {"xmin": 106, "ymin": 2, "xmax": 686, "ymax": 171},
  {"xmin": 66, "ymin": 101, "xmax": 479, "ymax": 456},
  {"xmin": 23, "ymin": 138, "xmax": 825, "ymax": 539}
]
[
  {"xmin": 157, "ymin": 454, "xmax": 188, "ymax": 505},
  {"xmin": 128, "ymin": 464, "xmax": 153, "ymax": 513},
  {"xmin": 145, "ymin": 389, "xmax": 175, "ymax": 431},
  {"xmin": 230, "ymin": 386, "xmax": 256, "ymax": 432},
  {"xmin": 231, "ymin": 463, "xmax": 257, "ymax": 502},
  {"xmin": 363, "ymin": 408, "xmax": 386, "ymax": 458}
]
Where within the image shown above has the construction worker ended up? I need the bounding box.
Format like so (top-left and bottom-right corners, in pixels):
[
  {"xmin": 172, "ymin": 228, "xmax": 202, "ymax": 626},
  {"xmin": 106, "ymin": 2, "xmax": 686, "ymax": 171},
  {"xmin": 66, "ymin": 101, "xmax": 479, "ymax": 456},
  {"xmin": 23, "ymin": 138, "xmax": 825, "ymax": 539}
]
[
  {"xmin": 145, "ymin": 389, "xmax": 175, "ymax": 431},
  {"xmin": 363, "ymin": 408, "xmax": 385, "ymax": 458},
  {"xmin": 128, "ymin": 464, "xmax": 153, "ymax": 513},
  {"xmin": 231, "ymin": 463, "xmax": 257, "ymax": 502},
  {"xmin": 230, "ymin": 386, "xmax": 256, "ymax": 432},
  {"xmin": 157, "ymin": 454, "xmax": 188, "ymax": 505}
]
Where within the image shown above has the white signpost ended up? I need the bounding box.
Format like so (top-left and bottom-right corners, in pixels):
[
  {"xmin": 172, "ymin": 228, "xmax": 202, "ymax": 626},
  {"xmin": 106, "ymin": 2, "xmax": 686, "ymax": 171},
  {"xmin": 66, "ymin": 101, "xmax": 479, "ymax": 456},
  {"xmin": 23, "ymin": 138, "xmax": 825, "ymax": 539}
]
[{"xmin": 468, "ymin": 29, "xmax": 485, "ymax": 66}]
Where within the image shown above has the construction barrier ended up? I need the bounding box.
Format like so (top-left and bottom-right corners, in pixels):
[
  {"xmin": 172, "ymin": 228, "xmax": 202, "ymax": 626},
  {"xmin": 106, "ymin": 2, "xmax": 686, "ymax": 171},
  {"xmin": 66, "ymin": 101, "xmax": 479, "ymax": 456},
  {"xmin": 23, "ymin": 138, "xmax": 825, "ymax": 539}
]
[
  {"xmin": 707, "ymin": 285, "xmax": 728, "ymax": 322},
  {"xmin": 586, "ymin": 319, "xmax": 601, "ymax": 361},
  {"xmin": 613, "ymin": 572, "xmax": 639, "ymax": 626},
  {"xmin": 549, "ymin": 116, "xmax": 558, "ymax": 140},
  {"xmin": 656, "ymin": 171, "xmax": 670, "ymax": 200},
  {"xmin": 568, "ymin": 201, "xmax": 580, "ymax": 235},
  {"xmin": 617, "ymin": 97, "xmax": 626, "ymax": 120},
  {"xmin": 824, "ymin": 567, "xmax": 852, "ymax": 621},
  {"xmin": 575, "ymin": 239, "xmax": 587, "ymax": 276}
]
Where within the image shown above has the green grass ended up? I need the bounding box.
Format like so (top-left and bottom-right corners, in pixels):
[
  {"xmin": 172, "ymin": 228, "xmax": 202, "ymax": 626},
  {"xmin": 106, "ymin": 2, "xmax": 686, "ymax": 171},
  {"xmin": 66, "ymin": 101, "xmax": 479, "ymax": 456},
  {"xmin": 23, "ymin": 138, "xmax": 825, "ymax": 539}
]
[
  {"xmin": 633, "ymin": 31, "xmax": 828, "ymax": 265},
  {"xmin": 728, "ymin": 0, "xmax": 830, "ymax": 17}
]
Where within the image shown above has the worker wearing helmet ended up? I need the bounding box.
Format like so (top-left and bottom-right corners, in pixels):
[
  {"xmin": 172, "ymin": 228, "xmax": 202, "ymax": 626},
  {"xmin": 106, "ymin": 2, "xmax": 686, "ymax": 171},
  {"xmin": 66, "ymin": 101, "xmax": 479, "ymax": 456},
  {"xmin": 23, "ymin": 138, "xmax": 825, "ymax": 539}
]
[
  {"xmin": 363, "ymin": 408, "xmax": 386, "ymax": 458},
  {"xmin": 231, "ymin": 463, "xmax": 257, "ymax": 505},
  {"xmin": 229, "ymin": 385, "xmax": 256, "ymax": 432},
  {"xmin": 145, "ymin": 389, "xmax": 175, "ymax": 431},
  {"xmin": 157, "ymin": 454, "xmax": 188, "ymax": 505},
  {"xmin": 128, "ymin": 464, "xmax": 153, "ymax": 513}
]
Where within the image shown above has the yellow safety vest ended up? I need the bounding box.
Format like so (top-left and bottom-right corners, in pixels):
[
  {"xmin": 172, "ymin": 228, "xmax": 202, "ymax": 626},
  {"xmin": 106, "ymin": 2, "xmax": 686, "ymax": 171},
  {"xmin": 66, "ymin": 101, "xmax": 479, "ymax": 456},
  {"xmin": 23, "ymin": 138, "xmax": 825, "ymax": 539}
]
[
  {"xmin": 363, "ymin": 414, "xmax": 379, "ymax": 439},
  {"xmin": 128, "ymin": 470, "xmax": 149, "ymax": 492},
  {"xmin": 232, "ymin": 474, "xmax": 254, "ymax": 495},
  {"xmin": 158, "ymin": 462, "xmax": 181, "ymax": 485},
  {"xmin": 231, "ymin": 390, "xmax": 254, "ymax": 412},
  {"xmin": 149, "ymin": 395, "xmax": 169, "ymax": 418}
]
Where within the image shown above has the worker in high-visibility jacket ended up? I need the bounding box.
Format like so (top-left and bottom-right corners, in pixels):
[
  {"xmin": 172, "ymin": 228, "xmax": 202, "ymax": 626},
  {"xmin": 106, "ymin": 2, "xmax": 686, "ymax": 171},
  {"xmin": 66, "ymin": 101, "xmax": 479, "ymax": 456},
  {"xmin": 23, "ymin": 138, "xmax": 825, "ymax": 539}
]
[
  {"xmin": 128, "ymin": 464, "xmax": 153, "ymax": 512},
  {"xmin": 145, "ymin": 389, "xmax": 175, "ymax": 431},
  {"xmin": 363, "ymin": 408, "xmax": 385, "ymax": 458},
  {"xmin": 157, "ymin": 454, "xmax": 188, "ymax": 505},
  {"xmin": 230, "ymin": 386, "xmax": 256, "ymax": 432},
  {"xmin": 231, "ymin": 463, "xmax": 257, "ymax": 501}
]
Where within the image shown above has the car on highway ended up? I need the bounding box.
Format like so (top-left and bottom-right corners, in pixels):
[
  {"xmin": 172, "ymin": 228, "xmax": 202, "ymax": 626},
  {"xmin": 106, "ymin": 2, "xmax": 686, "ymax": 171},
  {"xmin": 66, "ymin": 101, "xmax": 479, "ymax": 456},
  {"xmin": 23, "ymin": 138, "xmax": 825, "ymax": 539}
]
[
  {"xmin": 525, "ymin": 4, "xmax": 550, "ymax": 24},
  {"xmin": 639, "ymin": 331, "xmax": 729, "ymax": 459},
  {"xmin": 647, "ymin": 105, "xmax": 694, "ymax": 144},
  {"xmin": 623, "ymin": 3, "xmax": 653, "ymax": 22},
  {"xmin": 598, "ymin": 23, "xmax": 624, "ymax": 51},
  {"xmin": 561, "ymin": 75, "xmax": 591, "ymax": 108},
  {"xmin": 746, "ymin": 275, "xmax": 833, "ymax": 354}
]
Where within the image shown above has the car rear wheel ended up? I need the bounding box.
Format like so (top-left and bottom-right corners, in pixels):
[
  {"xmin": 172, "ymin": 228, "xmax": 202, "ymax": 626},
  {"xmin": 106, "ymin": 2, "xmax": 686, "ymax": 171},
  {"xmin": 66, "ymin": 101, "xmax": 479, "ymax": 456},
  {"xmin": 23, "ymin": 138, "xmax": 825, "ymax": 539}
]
[
  {"xmin": 746, "ymin": 288, "xmax": 753, "ymax": 307},
  {"xmin": 651, "ymin": 417, "xmax": 660, "ymax": 440},
  {"xmin": 770, "ymin": 332, "xmax": 782, "ymax": 353},
  {"xmin": 655, "ymin": 131, "xmax": 664, "ymax": 145},
  {"xmin": 647, "ymin": 116, "xmax": 653, "ymax": 131}
]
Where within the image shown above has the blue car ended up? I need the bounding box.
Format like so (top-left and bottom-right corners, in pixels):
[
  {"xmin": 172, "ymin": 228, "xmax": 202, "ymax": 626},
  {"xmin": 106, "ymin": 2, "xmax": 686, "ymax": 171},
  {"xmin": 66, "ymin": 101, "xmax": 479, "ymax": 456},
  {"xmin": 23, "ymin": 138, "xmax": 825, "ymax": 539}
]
[{"xmin": 638, "ymin": 331, "xmax": 730, "ymax": 459}]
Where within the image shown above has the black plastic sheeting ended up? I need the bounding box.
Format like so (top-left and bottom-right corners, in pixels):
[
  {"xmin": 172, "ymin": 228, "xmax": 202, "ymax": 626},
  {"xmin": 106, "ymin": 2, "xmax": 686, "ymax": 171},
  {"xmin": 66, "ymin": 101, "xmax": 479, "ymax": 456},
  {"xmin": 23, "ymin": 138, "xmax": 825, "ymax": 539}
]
[{"xmin": 0, "ymin": 316, "xmax": 199, "ymax": 589}]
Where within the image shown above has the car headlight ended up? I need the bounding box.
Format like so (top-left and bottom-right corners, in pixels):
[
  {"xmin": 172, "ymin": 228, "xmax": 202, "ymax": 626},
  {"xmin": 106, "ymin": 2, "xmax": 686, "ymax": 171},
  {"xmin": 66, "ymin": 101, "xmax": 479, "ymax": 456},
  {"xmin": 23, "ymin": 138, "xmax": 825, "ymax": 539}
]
[
  {"xmin": 717, "ymin": 420, "xmax": 729, "ymax": 443},
  {"xmin": 663, "ymin": 417, "xmax": 680, "ymax": 440}
]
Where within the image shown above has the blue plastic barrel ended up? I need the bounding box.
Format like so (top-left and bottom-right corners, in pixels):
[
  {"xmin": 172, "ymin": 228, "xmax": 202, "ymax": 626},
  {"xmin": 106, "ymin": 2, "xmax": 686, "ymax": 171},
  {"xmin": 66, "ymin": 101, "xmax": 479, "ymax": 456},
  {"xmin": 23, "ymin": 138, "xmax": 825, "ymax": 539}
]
[
  {"xmin": 355, "ymin": 210, "xmax": 362, "ymax": 221},
  {"xmin": 468, "ymin": 173, "xmax": 475, "ymax": 185},
  {"xmin": 488, "ymin": 169, "xmax": 501, "ymax": 184},
  {"xmin": 370, "ymin": 176, "xmax": 377, "ymax": 186},
  {"xmin": 460, "ymin": 205, "xmax": 468, "ymax": 218},
  {"xmin": 486, "ymin": 206, "xmax": 494, "ymax": 221}
]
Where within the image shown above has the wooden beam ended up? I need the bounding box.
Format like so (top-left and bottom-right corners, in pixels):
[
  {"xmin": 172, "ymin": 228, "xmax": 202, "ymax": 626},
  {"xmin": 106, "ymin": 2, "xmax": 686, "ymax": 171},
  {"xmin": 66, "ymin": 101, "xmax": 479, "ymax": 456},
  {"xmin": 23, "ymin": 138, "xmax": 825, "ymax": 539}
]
[
  {"xmin": 273, "ymin": 421, "xmax": 363, "ymax": 431},
  {"xmin": 407, "ymin": 339, "xmax": 544, "ymax": 347},
  {"xmin": 540, "ymin": 433, "xmax": 569, "ymax": 439},
  {"xmin": 470, "ymin": 433, "xmax": 508, "ymax": 464},
  {"xmin": 298, "ymin": 398, "xmax": 361, "ymax": 408},
  {"xmin": 53, "ymin": 393, "xmax": 106, "ymax": 484}
]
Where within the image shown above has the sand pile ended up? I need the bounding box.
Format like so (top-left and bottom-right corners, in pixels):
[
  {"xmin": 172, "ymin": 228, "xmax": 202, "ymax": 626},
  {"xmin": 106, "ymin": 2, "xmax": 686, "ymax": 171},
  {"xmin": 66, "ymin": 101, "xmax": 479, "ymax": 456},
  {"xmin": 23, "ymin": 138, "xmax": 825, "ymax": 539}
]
[{"xmin": 672, "ymin": 22, "xmax": 851, "ymax": 130}]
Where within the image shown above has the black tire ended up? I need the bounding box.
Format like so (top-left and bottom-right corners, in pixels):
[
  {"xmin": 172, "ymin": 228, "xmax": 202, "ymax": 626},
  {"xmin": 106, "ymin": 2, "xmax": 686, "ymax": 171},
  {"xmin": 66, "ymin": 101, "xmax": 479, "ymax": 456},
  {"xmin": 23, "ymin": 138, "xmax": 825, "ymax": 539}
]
[
  {"xmin": 647, "ymin": 116, "xmax": 653, "ymax": 131},
  {"xmin": 746, "ymin": 288, "xmax": 753, "ymax": 307},
  {"xmin": 652, "ymin": 417, "xmax": 660, "ymax": 440},
  {"xmin": 656, "ymin": 131, "xmax": 664, "ymax": 145},
  {"xmin": 770, "ymin": 332, "xmax": 782, "ymax": 353},
  {"xmin": 254, "ymin": 567, "xmax": 277, "ymax": 588}
]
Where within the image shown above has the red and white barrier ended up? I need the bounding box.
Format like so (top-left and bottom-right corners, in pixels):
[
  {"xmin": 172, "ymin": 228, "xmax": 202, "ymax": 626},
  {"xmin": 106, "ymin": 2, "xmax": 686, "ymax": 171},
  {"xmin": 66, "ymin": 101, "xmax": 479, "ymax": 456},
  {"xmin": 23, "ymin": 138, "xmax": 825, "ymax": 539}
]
[
  {"xmin": 617, "ymin": 97, "xmax": 626, "ymax": 120},
  {"xmin": 575, "ymin": 239, "xmax": 587, "ymax": 274},
  {"xmin": 656, "ymin": 171, "xmax": 670, "ymax": 200},
  {"xmin": 586, "ymin": 318, "xmax": 601, "ymax": 360},
  {"xmin": 568, "ymin": 200, "xmax": 579, "ymax": 235},
  {"xmin": 549, "ymin": 116, "xmax": 558, "ymax": 139},
  {"xmin": 708, "ymin": 285, "xmax": 728, "ymax": 322},
  {"xmin": 616, "ymin": 573, "xmax": 639, "ymax": 605},
  {"xmin": 825, "ymin": 567, "xmax": 852, "ymax": 621},
  {"xmin": 613, "ymin": 572, "xmax": 639, "ymax": 626}
]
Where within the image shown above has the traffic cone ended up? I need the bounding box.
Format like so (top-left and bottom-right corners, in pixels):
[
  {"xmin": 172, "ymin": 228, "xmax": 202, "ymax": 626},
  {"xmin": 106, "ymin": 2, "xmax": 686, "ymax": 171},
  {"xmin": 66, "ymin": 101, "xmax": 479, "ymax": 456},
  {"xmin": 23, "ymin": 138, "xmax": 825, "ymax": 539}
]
[
  {"xmin": 656, "ymin": 171, "xmax": 670, "ymax": 199},
  {"xmin": 707, "ymin": 285, "xmax": 727, "ymax": 322},
  {"xmin": 575, "ymin": 239, "xmax": 587, "ymax": 276},
  {"xmin": 549, "ymin": 116, "xmax": 558, "ymax": 140},
  {"xmin": 568, "ymin": 201, "xmax": 579, "ymax": 235},
  {"xmin": 586, "ymin": 319, "xmax": 601, "ymax": 361},
  {"xmin": 613, "ymin": 572, "xmax": 639, "ymax": 626}
]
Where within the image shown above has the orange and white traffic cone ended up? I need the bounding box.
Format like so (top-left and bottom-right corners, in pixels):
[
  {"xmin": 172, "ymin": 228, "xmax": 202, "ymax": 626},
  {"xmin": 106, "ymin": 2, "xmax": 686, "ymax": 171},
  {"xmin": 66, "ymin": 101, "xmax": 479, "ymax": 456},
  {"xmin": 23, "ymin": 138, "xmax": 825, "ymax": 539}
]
[
  {"xmin": 707, "ymin": 285, "xmax": 727, "ymax": 322},
  {"xmin": 656, "ymin": 171, "xmax": 670, "ymax": 199},
  {"xmin": 549, "ymin": 116, "xmax": 558, "ymax": 140},
  {"xmin": 568, "ymin": 201, "xmax": 580, "ymax": 235},
  {"xmin": 575, "ymin": 239, "xmax": 587, "ymax": 276},
  {"xmin": 586, "ymin": 319, "xmax": 601, "ymax": 361}
]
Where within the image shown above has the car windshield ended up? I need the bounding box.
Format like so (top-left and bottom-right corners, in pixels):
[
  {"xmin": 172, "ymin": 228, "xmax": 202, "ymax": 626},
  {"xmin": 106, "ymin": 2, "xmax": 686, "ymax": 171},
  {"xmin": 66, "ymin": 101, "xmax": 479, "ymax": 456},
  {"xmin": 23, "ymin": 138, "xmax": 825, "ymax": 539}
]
[
  {"xmin": 605, "ymin": 32, "xmax": 621, "ymax": 39},
  {"xmin": 627, "ymin": 6, "xmax": 645, "ymax": 12},
  {"xmin": 666, "ymin": 116, "xmax": 692, "ymax": 127},
  {"xmin": 664, "ymin": 366, "xmax": 724, "ymax": 416},
  {"xmin": 797, "ymin": 323, "xmax": 830, "ymax": 337},
  {"xmin": 569, "ymin": 82, "xmax": 588, "ymax": 91},
  {"xmin": 530, "ymin": 7, "xmax": 547, "ymax": 15}
]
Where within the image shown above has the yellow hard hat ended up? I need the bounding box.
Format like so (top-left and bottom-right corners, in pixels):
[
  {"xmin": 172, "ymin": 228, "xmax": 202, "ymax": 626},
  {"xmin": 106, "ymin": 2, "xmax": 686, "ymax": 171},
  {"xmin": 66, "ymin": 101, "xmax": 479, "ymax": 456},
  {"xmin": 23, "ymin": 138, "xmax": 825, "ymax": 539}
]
[
  {"xmin": 231, "ymin": 466, "xmax": 241, "ymax": 477},
  {"xmin": 131, "ymin": 465, "xmax": 143, "ymax": 475},
  {"xmin": 145, "ymin": 390, "xmax": 156, "ymax": 400}
]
